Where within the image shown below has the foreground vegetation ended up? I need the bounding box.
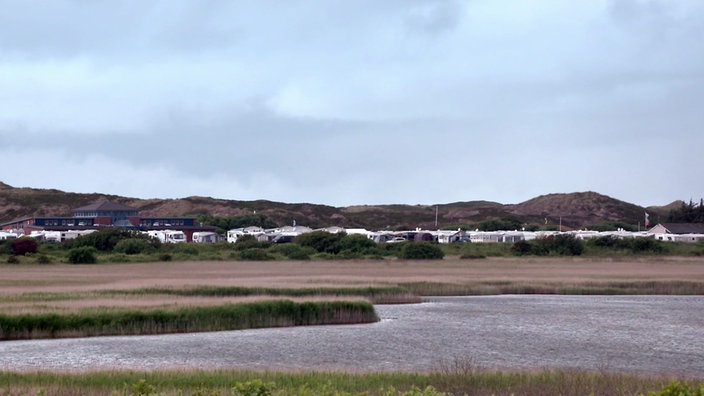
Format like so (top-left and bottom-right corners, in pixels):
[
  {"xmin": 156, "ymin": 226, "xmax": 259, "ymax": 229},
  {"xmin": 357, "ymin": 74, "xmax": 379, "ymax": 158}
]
[{"xmin": 0, "ymin": 367, "xmax": 702, "ymax": 396}]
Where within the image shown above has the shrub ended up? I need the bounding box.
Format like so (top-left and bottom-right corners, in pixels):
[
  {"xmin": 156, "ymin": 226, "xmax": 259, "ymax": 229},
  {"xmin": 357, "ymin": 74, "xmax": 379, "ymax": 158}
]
[
  {"xmin": 510, "ymin": 240, "xmax": 533, "ymax": 256},
  {"xmin": 631, "ymin": 237, "xmax": 666, "ymax": 254},
  {"xmin": 159, "ymin": 253, "xmax": 173, "ymax": 262},
  {"xmin": 400, "ymin": 242, "xmax": 444, "ymax": 259},
  {"xmin": 536, "ymin": 234, "xmax": 584, "ymax": 256},
  {"xmin": 0, "ymin": 240, "xmax": 12, "ymax": 255},
  {"xmin": 514, "ymin": 235, "xmax": 584, "ymax": 256},
  {"xmin": 295, "ymin": 231, "xmax": 345, "ymax": 254},
  {"xmin": 269, "ymin": 243, "xmax": 314, "ymax": 260},
  {"xmin": 67, "ymin": 247, "xmax": 97, "ymax": 264},
  {"xmin": 459, "ymin": 254, "xmax": 486, "ymax": 259},
  {"xmin": 168, "ymin": 243, "xmax": 199, "ymax": 255},
  {"xmin": 649, "ymin": 380, "xmax": 704, "ymax": 396},
  {"xmin": 586, "ymin": 236, "xmax": 666, "ymax": 254},
  {"xmin": 238, "ymin": 248, "xmax": 274, "ymax": 261},
  {"xmin": 234, "ymin": 235, "xmax": 270, "ymax": 251},
  {"xmin": 338, "ymin": 234, "xmax": 377, "ymax": 253},
  {"xmin": 231, "ymin": 379, "xmax": 275, "ymax": 396},
  {"xmin": 6, "ymin": 255, "xmax": 19, "ymax": 264},
  {"xmin": 11, "ymin": 237, "xmax": 38, "ymax": 256},
  {"xmin": 113, "ymin": 238, "xmax": 155, "ymax": 255},
  {"xmin": 64, "ymin": 229, "xmax": 157, "ymax": 252},
  {"xmin": 35, "ymin": 254, "xmax": 52, "ymax": 264},
  {"xmin": 110, "ymin": 254, "xmax": 132, "ymax": 263}
]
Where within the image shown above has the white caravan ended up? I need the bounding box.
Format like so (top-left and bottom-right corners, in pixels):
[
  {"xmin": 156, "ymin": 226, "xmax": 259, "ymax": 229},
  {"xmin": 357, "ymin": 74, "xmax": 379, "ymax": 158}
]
[
  {"xmin": 192, "ymin": 231, "xmax": 222, "ymax": 243},
  {"xmin": 147, "ymin": 230, "xmax": 186, "ymax": 243},
  {"xmin": 226, "ymin": 226, "xmax": 265, "ymax": 243},
  {"xmin": 0, "ymin": 231, "xmax": 18, "ymax": 240}
]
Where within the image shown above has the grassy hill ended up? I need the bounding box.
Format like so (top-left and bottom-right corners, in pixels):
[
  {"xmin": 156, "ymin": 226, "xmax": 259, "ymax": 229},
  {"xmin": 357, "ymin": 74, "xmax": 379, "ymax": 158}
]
[
  {"xmin": 0, "ymin": 182, "xmax": 668, "ymax": 230},
  {"xmin": 505, "ymin": 191, "xmax": 647, "ymax": 229}
]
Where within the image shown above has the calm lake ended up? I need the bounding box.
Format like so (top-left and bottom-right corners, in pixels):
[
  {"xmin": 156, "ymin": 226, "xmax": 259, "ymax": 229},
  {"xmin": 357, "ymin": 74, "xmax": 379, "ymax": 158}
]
[{"xmin": 1, "ymin": 295, "xmax": 702, "ymax": 376}]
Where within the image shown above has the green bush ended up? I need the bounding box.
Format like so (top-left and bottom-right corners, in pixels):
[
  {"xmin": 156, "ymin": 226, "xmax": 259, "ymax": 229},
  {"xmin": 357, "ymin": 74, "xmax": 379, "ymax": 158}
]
[
  {"xmin": 11, "ymin": 237, "xmax": 38, "ymax": 256},
  {"xmin": 234, "ymin": 235, "xmax": 270, "ymax": 251},
  {"xmin": 586, "ymin": 236, "xmax": 666, "ymax": 254},
  {"xmin": 510, "ymin": 240, "xmax": 533, "ymax": 256},
  {"xmin": 159, "ymin": 253, "xmax": 173, "ymax": 262},
  {"xmin": 35, "ymin": 254, "xmax": 52, "ymax": 264},
  {"xmin": 231, "ymin": 379, "xmax": 274, "ymax": 396},
  {"xmin": 512, "ymin": 235, "xmax": 583, "ymax": 256},
  {"xmin": 295, "ymin": 231, "xmax": 345, "ymax": 254},
  {"xmin": 6, "ymin": 255, "xmax": 19, "ymax": 264},
  {"xmin": 64, "ymin": 229, "xmax": 156, "ymax": 252},
  {"xmin": 238, "ymin": 248, "xmax": 274, "ymax": 261},
  {"xmin": 113, "ymin": 238, "xmax": 155, "ymax": 255},
  {"xmin": 631, "ymin": 237, "xmax": 666, "ymax": 254},
  {"xmin": 400, "ymin": 242, "xmax": 444, "ymax": 259},
  {"xmin": 338, "ymin": 234, "xmax": 377, "ymax": 253},
  {"xmin": 0, "ymin": 240, "xmax": 10, "ymax": 255},
  {"xmin": 649, "ymin": 380, "xmax": 704, "ymax": 396},
  {"xmin": 67, "ymin": 247, "xmax": 97, "ymax": 264},
  {"xmin": 167, "ymin": 243, "xmax": 199, "ymax": 255},
  {"xmin": 535, "ymin": 234, "xmax": 584, "ymax": 256},
  {"xmin": 269, "ymin": 243, "xmax": 315, "ymax": 260}
]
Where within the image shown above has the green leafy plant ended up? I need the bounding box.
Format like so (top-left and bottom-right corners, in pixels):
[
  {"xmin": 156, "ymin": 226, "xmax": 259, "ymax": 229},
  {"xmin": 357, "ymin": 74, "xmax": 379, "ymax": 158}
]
[
  {"xmin": 113, "ymin": 238, "xmax": 155, "ymax": 255},
  {"xmin": 400, "ymin": 242, "xmax": 444, "ymax": 259},
  {"xmin": 67, "ymin": 246, "xmax": 97, "ymax": 264}
]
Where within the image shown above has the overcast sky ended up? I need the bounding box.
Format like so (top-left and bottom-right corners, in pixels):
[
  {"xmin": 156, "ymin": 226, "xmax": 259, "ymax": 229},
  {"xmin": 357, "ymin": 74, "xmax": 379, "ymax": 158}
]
[{"xmin": 1, "ymin": 1, "xmax": 702, "ymax": 207}]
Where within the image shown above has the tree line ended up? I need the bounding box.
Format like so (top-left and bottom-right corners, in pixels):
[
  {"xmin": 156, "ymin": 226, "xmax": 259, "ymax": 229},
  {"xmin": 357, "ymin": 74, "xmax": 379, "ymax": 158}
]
[{"xmin": 667, "ymin": 199, "xmax": 704, "ymax": 223}]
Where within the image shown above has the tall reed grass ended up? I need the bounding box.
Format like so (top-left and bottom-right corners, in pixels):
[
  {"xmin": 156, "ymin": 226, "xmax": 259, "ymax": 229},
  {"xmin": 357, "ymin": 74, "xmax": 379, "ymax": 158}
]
[
  {"xmin": 126, "ymin": 285, "xmax": 421, "ymax": 304},
  {"xmin": 400, "ymin": 280, "xmax": 704, "ymax": 296},
  {"xmin": 0, "ymin": 368, "xmax": 700, "ymax": 396},
  {"xmin": 0, "ymin": 300, "xmax": 378, "ymax": 340}
]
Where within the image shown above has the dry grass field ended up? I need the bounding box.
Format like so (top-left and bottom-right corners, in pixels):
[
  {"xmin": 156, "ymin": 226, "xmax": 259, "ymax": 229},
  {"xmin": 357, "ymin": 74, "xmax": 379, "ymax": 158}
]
[
  {"xmin": 3, "ymin": 256, "xmax": 704, "ymax": 291},
  {"xmin": 1, "ymin": 256, "xmax": 703, "ymax": 314}
]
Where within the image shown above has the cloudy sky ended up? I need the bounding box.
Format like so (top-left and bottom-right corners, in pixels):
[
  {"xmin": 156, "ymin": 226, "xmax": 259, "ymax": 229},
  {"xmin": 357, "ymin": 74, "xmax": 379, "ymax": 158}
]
[{"xmin": 1, "ymin": 0, "xmax": 702, "ymax": 207}]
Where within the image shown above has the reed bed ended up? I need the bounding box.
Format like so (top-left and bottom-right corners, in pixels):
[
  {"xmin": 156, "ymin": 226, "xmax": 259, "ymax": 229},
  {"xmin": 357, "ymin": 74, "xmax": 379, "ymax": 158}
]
[
  {"xmin": 121, "ymin": 285, "xmax": 421, "ymax": 304},
  {"xmin": 0, "ymin": 286, "xmax": 419, "ymax": 305},
  {"xmin": 400, "ymin": 280, "xmax": 704, "ymax": 296},
  {"xmin": 0, "ymin": 368, "xmax": 701, "ymax": 396},
  {"xmin": 0, "ymin": 300, "xmax": 378, "ymax": 340}
]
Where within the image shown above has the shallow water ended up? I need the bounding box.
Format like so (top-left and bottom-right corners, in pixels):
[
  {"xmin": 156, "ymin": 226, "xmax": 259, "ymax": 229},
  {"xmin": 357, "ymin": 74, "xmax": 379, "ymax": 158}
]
[{"xmin": 1, "ymin": 295, "xmax": 702, "ymax": 376}]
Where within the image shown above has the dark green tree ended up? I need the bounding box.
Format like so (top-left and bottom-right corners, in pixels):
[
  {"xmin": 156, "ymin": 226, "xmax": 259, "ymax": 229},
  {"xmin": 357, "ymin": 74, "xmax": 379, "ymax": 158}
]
[
  {"xmin": 477, "ymin": 218, "xmax": 523, "ymax": 231},
  {"xmin": 667, "ymin": 199, "xmax": 704, "ymax": 223},
  {"xmin": 196, "ymin": 214, "xmax": 279, "ymax": 233}
]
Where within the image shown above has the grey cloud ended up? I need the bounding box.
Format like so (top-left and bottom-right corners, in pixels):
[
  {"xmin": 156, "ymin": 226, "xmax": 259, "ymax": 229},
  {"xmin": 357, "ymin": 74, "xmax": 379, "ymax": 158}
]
[
  {"xmin": 1, "ymin": 1, "xmax": 702, "ymax": 206},
  {"xmin": 404, "ymin": 1, "xmax": 463, "ymax": 35}
]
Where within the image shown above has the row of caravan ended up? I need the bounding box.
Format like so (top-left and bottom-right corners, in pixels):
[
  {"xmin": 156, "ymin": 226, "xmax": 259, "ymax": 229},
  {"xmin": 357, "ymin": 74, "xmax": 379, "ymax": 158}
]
[{"xmin": 6, "ymin": 227, "xmax": 704, "ymax": 246}]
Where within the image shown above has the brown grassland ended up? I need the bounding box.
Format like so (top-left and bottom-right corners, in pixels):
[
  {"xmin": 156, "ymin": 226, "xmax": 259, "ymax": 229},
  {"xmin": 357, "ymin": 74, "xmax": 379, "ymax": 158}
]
[{"xmin": 2, "ymin": 256, "xmax": 704, "ymax": 313}]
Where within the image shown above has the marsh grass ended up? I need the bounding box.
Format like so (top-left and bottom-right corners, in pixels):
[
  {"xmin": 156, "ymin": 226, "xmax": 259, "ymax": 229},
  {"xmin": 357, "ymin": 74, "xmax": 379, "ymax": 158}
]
[
  {"xmin": 0, "ymin": 300, "xmax": 378, "ymax": 340},
  {"xmin": 0, "ymin": 368, "xmax": 700, "ymax": 396},
  {"xmin": 125, "ymin": 286, "xmax": 420, "ymax": 304},
  {"xmin": 400, "ymin": 280, "xmax": 704, "ymax": 296},
  {"xmin": 0, "ymin": 286, "xmax": 420, "ymax": 313}
]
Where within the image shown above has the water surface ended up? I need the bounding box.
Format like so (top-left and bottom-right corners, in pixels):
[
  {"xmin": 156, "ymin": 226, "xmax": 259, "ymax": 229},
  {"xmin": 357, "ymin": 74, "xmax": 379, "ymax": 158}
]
[{"xmin": 1, "ymin": 295, "xmax": 702, "ymax": 376}]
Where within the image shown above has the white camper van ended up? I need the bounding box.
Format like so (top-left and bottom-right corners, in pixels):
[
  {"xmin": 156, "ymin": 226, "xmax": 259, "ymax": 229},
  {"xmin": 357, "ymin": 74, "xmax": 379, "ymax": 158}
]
[{"xmin": 147, "ymin": 230, "xmax": 186, "ymax": 243}]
